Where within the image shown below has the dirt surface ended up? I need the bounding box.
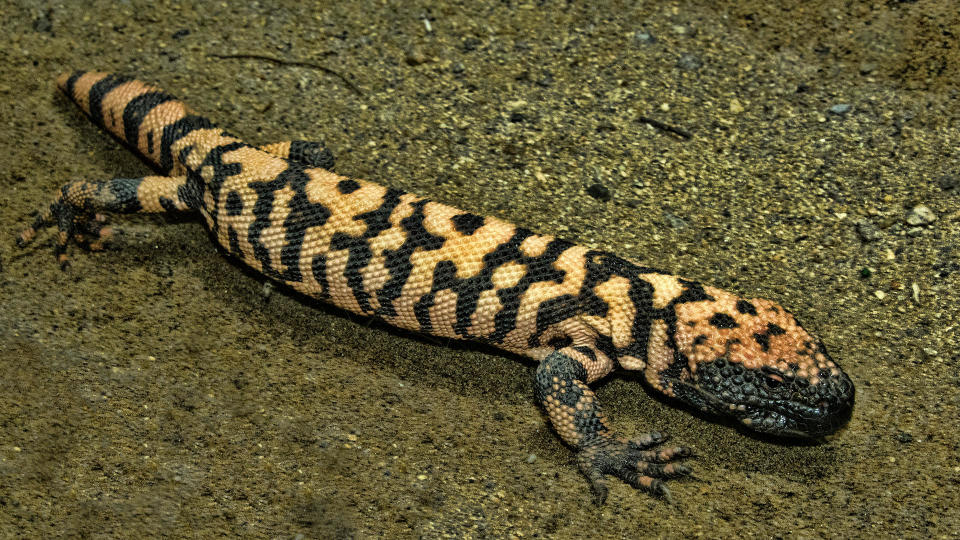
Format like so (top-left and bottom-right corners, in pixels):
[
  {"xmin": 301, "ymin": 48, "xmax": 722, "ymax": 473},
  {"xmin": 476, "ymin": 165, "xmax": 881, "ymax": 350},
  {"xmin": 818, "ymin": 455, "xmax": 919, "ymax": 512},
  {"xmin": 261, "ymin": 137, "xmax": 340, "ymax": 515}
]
[{"xmin": 2, "ymin": 1, "xmax": 959, "ymax": 537}]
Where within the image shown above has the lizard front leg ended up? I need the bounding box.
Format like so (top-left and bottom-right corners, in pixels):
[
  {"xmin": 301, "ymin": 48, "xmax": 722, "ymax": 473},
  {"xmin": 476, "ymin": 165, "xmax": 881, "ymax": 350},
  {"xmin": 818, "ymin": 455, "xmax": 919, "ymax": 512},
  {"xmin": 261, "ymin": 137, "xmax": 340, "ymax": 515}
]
[{"xmin": 534, "ymin": 347, "xmax": 692, "ymax": 503}]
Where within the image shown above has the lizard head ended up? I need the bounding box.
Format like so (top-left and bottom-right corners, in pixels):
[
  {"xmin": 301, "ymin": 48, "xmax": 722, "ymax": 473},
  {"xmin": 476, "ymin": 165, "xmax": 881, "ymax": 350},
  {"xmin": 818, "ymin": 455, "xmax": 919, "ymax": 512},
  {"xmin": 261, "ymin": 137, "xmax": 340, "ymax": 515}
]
[{"xmin": 637, "ymin": 286, "xmax": 854, "ymax": 438}]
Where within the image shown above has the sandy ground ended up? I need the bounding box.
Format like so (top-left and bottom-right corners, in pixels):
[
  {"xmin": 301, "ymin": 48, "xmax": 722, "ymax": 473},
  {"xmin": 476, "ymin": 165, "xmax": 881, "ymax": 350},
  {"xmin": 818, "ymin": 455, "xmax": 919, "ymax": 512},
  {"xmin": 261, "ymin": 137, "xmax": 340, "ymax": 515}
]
[{"xmin": 1, "ymin": 1, "xmax": 958, "ymax": 538}]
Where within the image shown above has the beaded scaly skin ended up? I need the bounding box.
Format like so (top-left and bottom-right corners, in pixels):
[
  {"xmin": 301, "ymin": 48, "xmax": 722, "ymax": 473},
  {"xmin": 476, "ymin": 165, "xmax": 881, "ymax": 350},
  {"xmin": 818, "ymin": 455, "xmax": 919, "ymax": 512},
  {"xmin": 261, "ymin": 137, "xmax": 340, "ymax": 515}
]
[{"xmin": 18, "ymin": 72, "xmax": 855, "ymax": 503}]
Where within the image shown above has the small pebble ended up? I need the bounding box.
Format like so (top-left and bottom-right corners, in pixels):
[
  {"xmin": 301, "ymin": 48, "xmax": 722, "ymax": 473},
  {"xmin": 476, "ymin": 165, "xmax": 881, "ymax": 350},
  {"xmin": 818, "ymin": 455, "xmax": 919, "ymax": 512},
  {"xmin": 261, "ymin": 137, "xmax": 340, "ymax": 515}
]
[
  {"xmin": 526, "ymin": 454, "xmax": 537, "ymax": 464},
  {"xmin": 634, "ymin": 30, "xmax": 656, "ymax": 44},
  {"xmin": 676, "ymin": 54, "xmax": 702, "ymax": 71},
  {"xmin": 894, "ymin": 431, "xmax": 913, "ymax": 443},
  {"xmin": 462, "ymin": 37, "xmax": 481, "ymax": 52},
  {"xmin": 663, "ymin": 212, "xmax": 688, "ymax": 229},
  {"xmin": 829, "ymin": 103, "xmax": 852, "ymax": 115},
  {"xmin": 855, "ymin": 220, "xmax": 883, "ymax": 243},
  {"xmin": 905, "ymin": 205, "xmax": 936, "ymax": 226},
  {"xmin": 586, "ymin": 183, "xmax": 612, "ymax": 202},
  {"xmin": 405, "ymin": 47, "xmax": 428, "ymax": 66}
]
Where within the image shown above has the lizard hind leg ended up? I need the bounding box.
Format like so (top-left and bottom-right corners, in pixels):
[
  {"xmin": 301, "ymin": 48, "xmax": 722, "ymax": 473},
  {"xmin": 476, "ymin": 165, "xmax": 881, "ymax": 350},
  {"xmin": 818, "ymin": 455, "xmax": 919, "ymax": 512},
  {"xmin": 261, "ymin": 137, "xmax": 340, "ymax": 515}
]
[
  {"xmin": 533, "ymin": 347, "xmax": 693, "ymax": 504},
  {"xmin": 17, "ymin": 175, "xmax": 195, "ymax": 269},
  {"xmin": 257, "ymin": 140, "xmax": 335, "ymax": 170}
]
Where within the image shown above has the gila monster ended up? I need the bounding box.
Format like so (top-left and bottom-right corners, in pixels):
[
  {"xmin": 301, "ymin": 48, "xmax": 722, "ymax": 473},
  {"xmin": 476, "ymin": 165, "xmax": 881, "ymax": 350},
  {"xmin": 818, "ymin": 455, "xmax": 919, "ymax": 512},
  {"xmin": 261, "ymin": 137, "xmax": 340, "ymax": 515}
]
[{"xmin": 18, "ymin": 72, "xmax": 855, "ymax": 503}]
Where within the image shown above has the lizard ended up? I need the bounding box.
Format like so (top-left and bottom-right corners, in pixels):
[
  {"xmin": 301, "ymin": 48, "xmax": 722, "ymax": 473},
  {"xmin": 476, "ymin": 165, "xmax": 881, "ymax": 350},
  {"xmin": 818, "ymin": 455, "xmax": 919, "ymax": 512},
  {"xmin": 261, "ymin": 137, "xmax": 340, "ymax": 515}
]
[{"xmin": 18, "ymin": 71, "xmax": 855, "ymax": 503}]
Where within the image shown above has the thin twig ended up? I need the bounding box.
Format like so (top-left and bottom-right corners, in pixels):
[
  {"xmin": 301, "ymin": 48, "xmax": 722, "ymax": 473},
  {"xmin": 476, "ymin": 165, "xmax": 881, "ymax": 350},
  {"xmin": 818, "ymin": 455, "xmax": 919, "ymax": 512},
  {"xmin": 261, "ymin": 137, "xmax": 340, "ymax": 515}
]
[
  {"xmin": 210, "ymin": 53, "xmax": 363, "ymax": 96},
  {"xmin": 638, "ymin": 116, "xmax": 692, "ymax": 140}
]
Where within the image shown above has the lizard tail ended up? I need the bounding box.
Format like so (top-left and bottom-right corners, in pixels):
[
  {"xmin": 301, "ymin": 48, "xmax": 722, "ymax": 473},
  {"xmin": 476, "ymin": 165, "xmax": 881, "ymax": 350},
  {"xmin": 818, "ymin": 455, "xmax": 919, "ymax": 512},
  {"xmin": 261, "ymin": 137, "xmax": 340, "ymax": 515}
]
[{"xmin": 57, "ymin": 71, "xmax": 215, "ymax": 175}]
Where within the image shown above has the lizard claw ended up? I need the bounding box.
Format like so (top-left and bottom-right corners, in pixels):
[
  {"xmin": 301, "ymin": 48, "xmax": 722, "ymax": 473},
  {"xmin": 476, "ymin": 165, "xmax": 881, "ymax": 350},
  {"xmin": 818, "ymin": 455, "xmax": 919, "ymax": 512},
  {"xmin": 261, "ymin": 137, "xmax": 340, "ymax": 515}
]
[{"xmin": 576, "ymin": 432, "xmax": 692, "ymax": 504}]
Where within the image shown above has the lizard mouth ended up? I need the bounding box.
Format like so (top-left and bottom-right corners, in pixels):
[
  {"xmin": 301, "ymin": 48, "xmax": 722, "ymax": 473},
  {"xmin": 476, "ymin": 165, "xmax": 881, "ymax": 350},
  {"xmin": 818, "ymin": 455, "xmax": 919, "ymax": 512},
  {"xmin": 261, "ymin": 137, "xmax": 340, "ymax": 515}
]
[{"xmin": 664, "ymin": 360, "xmax": 855, "ymax": 438}]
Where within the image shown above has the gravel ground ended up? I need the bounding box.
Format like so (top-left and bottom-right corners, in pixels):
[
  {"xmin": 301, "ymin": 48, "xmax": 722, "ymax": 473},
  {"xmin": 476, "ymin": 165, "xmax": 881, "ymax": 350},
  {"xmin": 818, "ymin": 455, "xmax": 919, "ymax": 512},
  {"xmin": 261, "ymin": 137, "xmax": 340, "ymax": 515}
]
[{"xmin": 1, "ymin": 1, "xmax": 958, "ymax": 537}]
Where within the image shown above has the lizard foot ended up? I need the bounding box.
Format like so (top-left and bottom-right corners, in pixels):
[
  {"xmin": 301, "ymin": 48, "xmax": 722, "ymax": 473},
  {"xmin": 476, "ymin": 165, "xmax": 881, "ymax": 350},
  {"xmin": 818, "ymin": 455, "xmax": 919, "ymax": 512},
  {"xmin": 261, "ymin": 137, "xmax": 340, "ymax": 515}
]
[
  {"xmin": 17, "ymin": 182, "xmax": 112, "ymax": 269},
  {"xmin": 577, "ymin": 432, "xmax": 692, "ymax": 504}
]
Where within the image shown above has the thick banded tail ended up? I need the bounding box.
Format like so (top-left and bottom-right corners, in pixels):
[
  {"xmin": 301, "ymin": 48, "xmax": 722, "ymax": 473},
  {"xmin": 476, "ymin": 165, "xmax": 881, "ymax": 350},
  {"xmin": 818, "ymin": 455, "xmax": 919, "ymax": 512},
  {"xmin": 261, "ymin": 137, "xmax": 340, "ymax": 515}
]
[
  {"xmin": 26, "ymin": 72, "xmax": 336, "ymax": 268},
  {"xmin": 57, "ymin": 71, "xmax": 214, "ymax": 176}
]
